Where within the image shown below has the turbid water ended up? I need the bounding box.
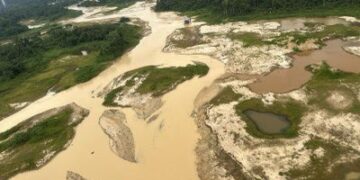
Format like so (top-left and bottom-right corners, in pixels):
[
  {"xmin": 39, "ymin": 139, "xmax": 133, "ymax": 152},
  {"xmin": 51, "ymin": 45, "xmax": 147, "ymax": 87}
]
[
  {"xmin": 249, "ymin": 39, "xmax": 360, "ymax": 94},
  {"xmin": 0, "ymin": 2, "xmax": 224, "ymax": 180},
  {"xmin": 1, "ymin": 2, "xmax": 359, "ymax": 179},
  {"xmin": 243, "ymin": 110, "xmax": 290, "ymax": 134}
]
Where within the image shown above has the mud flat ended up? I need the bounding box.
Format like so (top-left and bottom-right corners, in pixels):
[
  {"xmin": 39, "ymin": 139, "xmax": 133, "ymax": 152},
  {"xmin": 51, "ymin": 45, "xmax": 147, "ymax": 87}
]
[
  {"xmin": 0, "ymin": 2, "xmax": 224, "ymax": 180},
  {"xmin": 99, "ymin": 110, "xmax": 136, "ymax": 162}
]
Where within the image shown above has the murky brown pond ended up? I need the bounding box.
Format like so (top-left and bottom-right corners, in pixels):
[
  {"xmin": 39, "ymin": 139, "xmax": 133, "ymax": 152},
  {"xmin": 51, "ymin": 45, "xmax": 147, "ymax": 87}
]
[
  {"xmin": 243, "ymin": 110, "xmax": 290, "ymax": 134},
  {"xmin": 249, "ymin": 39, "xmax": 360, "ymax": 94}
]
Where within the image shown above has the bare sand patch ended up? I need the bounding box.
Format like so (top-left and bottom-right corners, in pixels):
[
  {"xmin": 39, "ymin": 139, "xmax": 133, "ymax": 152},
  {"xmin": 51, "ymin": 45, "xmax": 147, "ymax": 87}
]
[
  {"xmin": 99, "ymin": 109, "xmax": 136, "ymax": 162},
  {"xmin": 326, "ymin": 91, "xmax": 354, "ymax": 110},
  {"xmin": 66, "ymin": 171, "xmax": 87, "ymax": 180}
]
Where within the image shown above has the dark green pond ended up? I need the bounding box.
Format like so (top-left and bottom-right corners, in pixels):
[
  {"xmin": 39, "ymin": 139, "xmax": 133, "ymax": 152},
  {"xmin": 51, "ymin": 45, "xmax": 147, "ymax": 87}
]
[{"xmin": 243, "ymin": 110, "xmax": 291, "ymax": 134}]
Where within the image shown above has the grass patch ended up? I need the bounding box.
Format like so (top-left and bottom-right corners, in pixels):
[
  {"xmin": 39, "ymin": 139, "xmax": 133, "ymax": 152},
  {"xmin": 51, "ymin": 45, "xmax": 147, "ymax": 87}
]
[
  {"xmin": 79, "ymin": 0, "xmax": 137, "ymax": 10},
  {"xmin": 269, "ymin": 24, "xmax": 360, "ymax": 46},
  {"xmin": 137, "ymin": 63, "xmax": 209, "ymax": 96},
  {"xmin": 227, "ymin": 24, "xmax": 359, "ymax": 48},
  {"xmin": 305, "ymin": 63, "xmax": 360, "ymax": 114},
  {"xmin": 285, "ymin": 138, "xmax": 355, "ymax": 179},
  {"xmin": 103, "ymin": 86, "xmax": 124, "ymax": 106},
  {"xmin": 209, "ymin": 86, "xmax": 242, "ymax": 106},
  {"xmin": 228, "ymin": 32, "xmax": 266, "ymax": 47},
  {"xmin": 103, "ymin": 63, "xmax": 209, "ymax": 106},
  {"xmin": 0, "ymin": 108, "xmax": 84, "ymax": 179},
  {"xmin": 235, "ymin": 98, "xmax": 307, "ymax": 138},
  {"xmin": 231, "ymin": 63, "xmax": 360, "ymax": 139}
]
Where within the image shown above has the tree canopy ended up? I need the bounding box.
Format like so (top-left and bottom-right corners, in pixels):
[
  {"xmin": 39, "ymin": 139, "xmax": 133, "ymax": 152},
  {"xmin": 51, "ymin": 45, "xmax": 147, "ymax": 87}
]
[{"xmin": 156, "ymin": 0, "xmax": 360, "ymax": 18}]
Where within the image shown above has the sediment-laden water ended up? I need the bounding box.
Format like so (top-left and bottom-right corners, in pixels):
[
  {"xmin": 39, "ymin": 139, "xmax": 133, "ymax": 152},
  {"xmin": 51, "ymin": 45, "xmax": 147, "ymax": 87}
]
[
  {"xmin": 0, "ymin": 2, "xmax": 224, "ymax": 180},
  {"xmin": 249, "ymin": 39, "xmax": 360, "ymax": 94}
]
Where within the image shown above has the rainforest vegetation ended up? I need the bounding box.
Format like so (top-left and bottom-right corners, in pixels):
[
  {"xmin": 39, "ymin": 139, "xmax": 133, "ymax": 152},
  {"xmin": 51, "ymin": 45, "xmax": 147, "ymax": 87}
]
[
  {"xmin": 0, "ymin": 22, "xmax": 142, "ymax": 118},
  {"xmin": 0, "ymin": 0, "xmax": 82, "ymax": 37},
  {"xmin": 155, "ymin": 0, "xmax": 360, "ymax": 22}
]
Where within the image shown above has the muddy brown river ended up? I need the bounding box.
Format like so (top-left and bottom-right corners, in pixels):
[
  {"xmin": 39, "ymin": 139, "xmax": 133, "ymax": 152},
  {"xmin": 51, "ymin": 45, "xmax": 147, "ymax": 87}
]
[
  {"xmin": 0, "ymin": 2, "xmax": 224, "ymax": 180},
  {"xmin": 249, "ymin": 39, "xmax": 360, "ymax": 94},
  {"xmin": 1, "ymin": 2, "xmax": 359, "ymax": 180}
]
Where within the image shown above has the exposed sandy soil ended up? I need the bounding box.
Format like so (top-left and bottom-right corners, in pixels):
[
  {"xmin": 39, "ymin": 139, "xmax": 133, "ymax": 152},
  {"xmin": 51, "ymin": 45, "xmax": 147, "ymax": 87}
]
[
  {"xmin": 326, "ymin": 91, "xmax": 354, "ymax": 110},
  {"xmin": 164, "ymin": 24, "xmax": 292, "ymax": 75},
  {"xmin": 194, "ymin": 106, "xmax": 249, "ymax": 180},
  {"xmin": 66, "ymin": 171, "xmax": 87, "ymax": 180},
  {"xmin": 99, "ymin": 109, "xmax": 136, "ymax": 162},
  {"xmin": 339, "ymin": 16, "xmax": 360, "ymax": 24},
  {"xmin": 255, "ymin": 17, "xmax": 349, "ymax": 31},
  {"xmin": 99, "ymin": 73, "xmax": 163, "ymax": 119},
  {"xmin": 195, "ymin": 78, "xmax": 360, "ymax": 179},
  {"xmin": 344, "ymin": 46, "xmax": 360, "ymax": 57}
]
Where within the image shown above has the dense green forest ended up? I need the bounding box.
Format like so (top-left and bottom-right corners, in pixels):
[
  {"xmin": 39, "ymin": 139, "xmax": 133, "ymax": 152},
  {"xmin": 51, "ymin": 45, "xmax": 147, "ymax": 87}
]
[
  {"xmin": 0, "ymin": 0, "xmax": 143, "ymax": 118},
  {"xmin": 0, "ymin": 21, "xmax": 142, "ymax": 118},
  {"xmin": 0, "ymin": 23, "xmax": 131, "ymax": 81},
  {"xmin": 0, "ymin": 0, "xmax": 82, "ymax": 37},
  {"xmin": 155, "ymin": 0, "xmax": 360, "ymax": 22},
  {"xmin": 0, "ymin": 0, "xmax": 140, "ymax": 38}
]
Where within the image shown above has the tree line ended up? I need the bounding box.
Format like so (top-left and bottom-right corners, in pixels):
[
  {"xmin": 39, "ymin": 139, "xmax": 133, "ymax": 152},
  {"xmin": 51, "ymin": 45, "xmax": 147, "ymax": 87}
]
[
  {"xmin": 0, "ymin": 22, "xmax": 140, "ymax": 82},
  {"xmin": 0, "ymin": 0, "xmax": 81, "ymax": 38},
  {"xmin": 155, "ymin": 0, "xmax": 360, "ymax": 17}
]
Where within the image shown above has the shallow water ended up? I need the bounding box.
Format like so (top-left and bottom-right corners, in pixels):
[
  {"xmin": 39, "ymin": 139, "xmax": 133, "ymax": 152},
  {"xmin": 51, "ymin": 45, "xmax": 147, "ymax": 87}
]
[
  {"xmin": 243, "ymin": 110, "xmax": 290, "ymax": 134},
  {"xmin": 249, "ymin": 39, "xmax": 360, "ymax": 94},
  {"xmin": 0, "ymin": 2, "xmax": 224, "ymax": 180}
]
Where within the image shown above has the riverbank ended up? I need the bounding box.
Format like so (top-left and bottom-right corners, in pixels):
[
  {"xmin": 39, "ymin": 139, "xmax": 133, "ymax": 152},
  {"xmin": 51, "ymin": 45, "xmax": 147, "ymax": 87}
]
[
  {"xmin": 0, "ymin": 17, "xmax": 147, "ymax": 120},
  {"xmin": 0, "ymin": 2, "xmax": 224, "ymax": 180},
  {"xmin": 0, "ymin": 1, "xmax": 359, "ymax": 180}
]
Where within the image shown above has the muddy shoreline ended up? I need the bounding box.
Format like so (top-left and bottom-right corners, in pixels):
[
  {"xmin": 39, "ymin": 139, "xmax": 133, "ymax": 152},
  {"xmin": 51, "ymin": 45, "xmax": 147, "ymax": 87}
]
[{"xmin": 194, "ymin": 106, "xmax": 249, "ymax": 180}]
